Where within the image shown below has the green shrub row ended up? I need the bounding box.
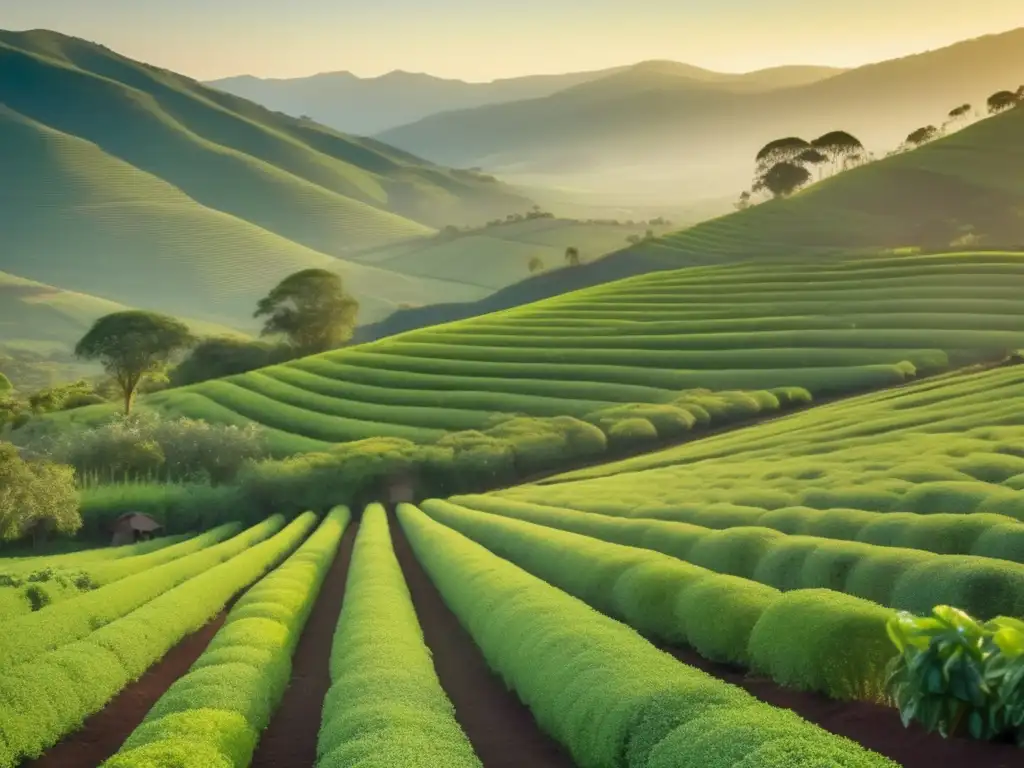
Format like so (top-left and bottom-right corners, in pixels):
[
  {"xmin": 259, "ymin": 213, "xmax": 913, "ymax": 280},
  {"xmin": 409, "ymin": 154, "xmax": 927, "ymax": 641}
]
[
  {"xmin": 84, "ymin": 525, "xmax": 243, "ymax": 586},
  {"xmin": 0, "ymin": 535, "xmax": 185, "ymax": 572},
  {"xmin": 101, "ymin": 508, "xmax": 349, "ymax": 767},
  {"xmin": 0, "ymin": 512, "xmax": 317, "ymax": 768},
  {"xmin": 399, "ymin": 503, "xmax": 897, "ymax": 768},
  {"xmin": 455, "ymin": 495, "xmax": 1024, "ymax": 620},
  {"xmin": 78, "ymin": 482, "xmax": 252, "ymax": 536},
  {"xmin": 424, "ymin": 500, "xmax": 894, "ymax": 703},
  {"xmin": 0, "ymin": 519, "xmax": 283, "ymax": 671},
  {"xmin": 316, "ymin": 504, "xmax": 480, "ymax": 768}
]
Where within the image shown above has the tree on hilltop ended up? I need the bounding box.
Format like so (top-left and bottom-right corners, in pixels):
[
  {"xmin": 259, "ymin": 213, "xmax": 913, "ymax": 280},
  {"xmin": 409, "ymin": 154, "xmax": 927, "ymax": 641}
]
[
  {"xmin": 795, "ymin": 148, "xmax": 829, "ymax": 179},
  {"xmin": 255, "ymin": 269, "xmax": 359, "ymax": 357},
  {"xmin": 754, "ymin": 162, "xmax": 811, "ymax": 199},
  {"xmin": 528, "ymin": 257, "xmax": 545, "ymax": 274},
  {"xmin": 755, "ymin": 137, "xmax": 811, "ymax": 173},
  {"xmin": 564, "ymin": 247, "xmax": 581, "ymax": 267},
  {"xmin": 987, "ymin": 90, "xmax": 1021, "ymax": 114},
  {"xmin": 811, "ymin": 131, "xmax": 864, "ymax": 174},
  {"xmin": 75, "ymin": 311, "xmax": 194, "ymax": 415},
  {"xmin": 905, "ymin": 125, "xmax": 940, "ymax": 148}
]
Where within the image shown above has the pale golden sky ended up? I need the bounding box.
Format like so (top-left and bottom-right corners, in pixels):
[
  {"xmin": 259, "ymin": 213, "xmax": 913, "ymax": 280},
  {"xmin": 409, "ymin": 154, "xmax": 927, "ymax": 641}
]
[{"xmin": 6, "ymin": 1, "xmax": 1023, "ymax": 80}]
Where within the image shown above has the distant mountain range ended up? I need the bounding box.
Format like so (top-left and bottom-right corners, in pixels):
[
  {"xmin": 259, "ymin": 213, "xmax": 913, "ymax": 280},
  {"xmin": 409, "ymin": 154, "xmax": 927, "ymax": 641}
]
[
  {"xmin": 206, "ymin": 61, "xmax": 845, "ymax": 136},
  {"xmin": 373, "ymin": 28, "xmax": 1024, "ymax": 200}
]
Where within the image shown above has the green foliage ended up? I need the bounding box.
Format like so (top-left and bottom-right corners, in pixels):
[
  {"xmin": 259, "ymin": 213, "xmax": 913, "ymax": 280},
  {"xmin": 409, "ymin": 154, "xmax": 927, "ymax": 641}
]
[
  {"xmin": 317, "ymin": 505, "xmax": 480, "ymax": 767},
  {"xmin": 0, "ymin": 517, "xmax": 284, "ymax": 672},
  {"xmin": 0, "ymin": 512, "xmax": 315, "ymax": 767},
  {"xmin": 885, "ymin": 605, "xmax": 1024, "ymax": 743},
  {"xmin": 255, "ymin": 269, "xmax": 359, "ymax": 356},
  {"xmin": 398, "ymin": 503, "xmax": 896, "ymax": 768},
  {"xmin": 75, "ymin": 311, "xmax": 195, "ymax": 414},
  {"xmin": 0, "ymin": 373, "xmax": 10, "ymax": 395},
  {"xmin": 30, "ymin": 412, "xmax": 268, "ymax": 485},
  {"xmin": 103, "ymin": 508, "xmax": 348, "ymax": 767},
  {"xmin": 170, "ymin": 336, "xmax": 289, "ymax": 387},
  {"xmin": 0, "ymin": 442, "xmax": 80, "ymax": 545},
  {"xmin": 78, "ymin": 482, "xmax": 245, "ymax": 536}
]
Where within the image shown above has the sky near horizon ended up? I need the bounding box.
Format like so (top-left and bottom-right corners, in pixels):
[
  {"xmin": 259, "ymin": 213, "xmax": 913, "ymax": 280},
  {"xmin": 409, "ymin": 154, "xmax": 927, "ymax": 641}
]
[{"xmin": 3, "ymin": 1, "xmax": 1021, "ymax": 81}]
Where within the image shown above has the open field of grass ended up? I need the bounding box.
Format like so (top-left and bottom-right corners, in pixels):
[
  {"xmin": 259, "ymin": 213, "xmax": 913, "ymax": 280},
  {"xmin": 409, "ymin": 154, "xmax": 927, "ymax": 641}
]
[{"xmin": 43, "ymin": 249, "xmax": 1024, "ymax": 453}]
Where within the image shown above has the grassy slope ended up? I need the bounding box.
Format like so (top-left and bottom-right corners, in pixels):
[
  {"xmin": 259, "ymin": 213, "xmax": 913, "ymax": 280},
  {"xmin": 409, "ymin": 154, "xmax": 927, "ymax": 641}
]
[
  {"xmin": 349, "ymin": 218, "xmax": 674, "ymax": 291},
  {"xmin": 356, "ymin": 104, "xmax": 1024, "ymax": 343},
  {"xmin": 376, "ymin": 27, "xmax": 1024, "ymax": 188},
  {"xmin": 50, "ymin": 250, "xmax": 1024, "ymax": 454},
  {"xmin": 495, "ymin": 362, "xmax": 1024, "ymax": 525},
  {"xmin": 0, "ymin": 30, "xmax": 529, "ymax": 342}
]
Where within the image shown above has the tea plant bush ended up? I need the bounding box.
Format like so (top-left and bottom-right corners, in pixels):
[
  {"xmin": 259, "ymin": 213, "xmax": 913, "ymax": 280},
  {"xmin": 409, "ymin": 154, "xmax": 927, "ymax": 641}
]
[
  {"xmin": 102, "ymin": 508, "xmax": 349, "ymax": 767},
  {"xmin": 316, "ymin": 504, "xmax": 480, "ymax": 768},
  {"xmin": 421, "ymin": 499, "xmax": 896, "ymax": 701},
  {"xmin": 0, "ymin": 513, "xmax": 316, "ymax": 767},
  {"xmin": 398, "ymin": 503, "xmax": 898, "ymax": 767},
  {"xmin": 0, "ymin": 519, "xmax": 282, "ymax": 671}
]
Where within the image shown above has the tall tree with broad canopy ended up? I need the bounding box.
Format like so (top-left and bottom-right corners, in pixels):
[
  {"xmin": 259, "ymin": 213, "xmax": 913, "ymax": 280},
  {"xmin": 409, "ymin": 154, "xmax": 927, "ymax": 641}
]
[
  {"xmin": 75, "ymin": 311, "xmax": 194, "ymax": 415},
  {"xmin": 987, "ymin": 90, "xmax": 1020, "ymax": 114},
  {"xmin": 255, "ymin": 269, "xmax": 359, "ymax": 357},
  {"xmin": 564, "ymin": 247, "xmax": 581, "ymax": 266},
  {"xmin": 811, "ymin": 131, "xmax": 865, "ymax": 173},
  {"xmin": 754, "ymin": 162, "xmax": 812, "ymax": 198},
  {"xmin": 755, "ymin": 137, "xmax": 811, "ymax": 173}
]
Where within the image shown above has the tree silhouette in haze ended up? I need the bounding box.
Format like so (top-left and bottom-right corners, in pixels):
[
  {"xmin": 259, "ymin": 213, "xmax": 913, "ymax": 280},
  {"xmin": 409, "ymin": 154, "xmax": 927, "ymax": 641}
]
[
  {"xmin": 796, "ymin": 148, "xmax": 829, "ymax": 179},
  {"xmin": 564, "ymin": 247, "xmax": 581, "ymax": 266},
  {"xmin": 811, "ymin": 131, "xmax": 865, "ymax": 174},
  {"xmin": 528, "ymin": 256, "xmax": 544, "ymax": 274},
  {"xmin": 755, "ymin": 137, "xmax": 811, "ymax": 173},
  {"xmin": 987, "ymin": 90, "xmax": 1021, "ymax": 114},
  {"xmin": 255, "ymin": 269, "xmax": 359, "ymax": 357},
  {"xmin": 754, "ymin": 162, "xmax": 811, "ymax": 199},
  {"xmin": 905, "ymin": 125, "xmax": 940, "ymax": 147}
]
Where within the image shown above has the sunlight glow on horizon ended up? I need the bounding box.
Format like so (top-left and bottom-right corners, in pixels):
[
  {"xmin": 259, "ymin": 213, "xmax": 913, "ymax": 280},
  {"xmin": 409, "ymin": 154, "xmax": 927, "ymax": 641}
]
[{"xmin": 4, "ymin": 1, "xmax": 1022, "ymax": 81}]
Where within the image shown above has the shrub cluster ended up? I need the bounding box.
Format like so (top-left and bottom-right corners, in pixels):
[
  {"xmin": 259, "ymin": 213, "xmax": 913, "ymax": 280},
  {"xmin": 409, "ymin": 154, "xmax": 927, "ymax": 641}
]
[
  {"xmin": 102, "ymin": 508, "xmax": 347, "ymax": 766},
  {"xmin": 456, "ymin": 495, "xmax": 1024, "ymax": 621},
  {"xmin": 399, "ymin": 504, "xmax": 897, "ymax": 768},
  {"xmin": 0, "ymin": 441, "xmax": 80, "ymax": 545},
  {"xmin": 0, "ymin": 513, "xmax": 315, "ymax": 767},
  {"xmin": 317, "ymin": 504, "xmax": 481, "ymax": 767},
  {"xmin": 0, "ymin": 519, "xmax": 281, "ymax": 672}
]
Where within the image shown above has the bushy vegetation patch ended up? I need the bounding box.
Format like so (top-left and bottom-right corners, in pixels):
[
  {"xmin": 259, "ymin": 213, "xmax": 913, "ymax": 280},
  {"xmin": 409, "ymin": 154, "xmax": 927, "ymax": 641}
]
[
  {"xmin": 399, "ymin": 503, "xmax": 896, "ymax": 767},
  {"xmin": 103, "ymin": 508, "xmax": 348, "ymax": 766},
  {"xmin": 316, "ymin": 505, "xmax": 480, "ymax": 767}
]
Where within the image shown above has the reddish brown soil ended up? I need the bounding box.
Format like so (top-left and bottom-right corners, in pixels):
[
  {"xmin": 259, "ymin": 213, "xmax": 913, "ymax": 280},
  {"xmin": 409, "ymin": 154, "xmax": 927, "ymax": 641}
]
[
  {"xmin": 389, "ymin": 510, "xmax": 577, "ymax": 768},
  {"xmin": 23, "ymin": 612, "xmax": 229, "ymax": 768},
  {"xmin": 662, "ymin": 644, "xmax": 1019, "ymax": 768},
  {"xmin": 250, "ymin": 522, "xmax": 358, "ymax": 768}
]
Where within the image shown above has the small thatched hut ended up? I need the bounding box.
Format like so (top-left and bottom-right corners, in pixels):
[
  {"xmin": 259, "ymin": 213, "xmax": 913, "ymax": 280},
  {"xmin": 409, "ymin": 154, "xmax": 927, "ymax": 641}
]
[{"xmin": 111, "ymin": 512, "xmax": 164, "ymax": 546}]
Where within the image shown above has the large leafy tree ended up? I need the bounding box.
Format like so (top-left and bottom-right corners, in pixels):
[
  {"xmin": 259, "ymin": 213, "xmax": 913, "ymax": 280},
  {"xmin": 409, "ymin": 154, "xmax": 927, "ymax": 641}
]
[
  {"xmin": 755, "ymin": 137, "xmax": 811, "ymax": 173},
  {"xmin": 255, "ymin": 269, "xmax": 359, "ymax": 357},
  {"xmin": 0, "ymin": 442, "xmax": 80, "ymax": 545},
  {"xmin": 75, "ymin": 311, "xmax": 194, "ymax": 415},
  {"xmin": 811, "ymin": 131, "xmax": 865, "ymax": 173},
  {"xmin": 987, "ymin": 90, "xmax": 1021, "ymax": 114},
  {"xmin": 564, "ymin": 247, "xmax": 581, "ymax": 266},
  {"xmin": 905, "ymin": 125, "xmax": 940, "ymax": 147}
]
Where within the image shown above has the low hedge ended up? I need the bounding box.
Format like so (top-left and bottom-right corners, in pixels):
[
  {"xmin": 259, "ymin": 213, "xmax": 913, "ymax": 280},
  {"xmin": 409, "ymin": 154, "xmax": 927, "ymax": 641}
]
[
  {"xmin": 316, "ymin": 504, "xmax": 480, "ymax": 767},
  {"xmin": 0, "ymin": 513, "xmax": 316, "ymax": 767},
  {"xmin": 399, "ymin": 503, "xmax": 895, "ymax": 768},
  {"xmin": 102, "ymin": 508, "xmax": 350, "ymax": 766}
]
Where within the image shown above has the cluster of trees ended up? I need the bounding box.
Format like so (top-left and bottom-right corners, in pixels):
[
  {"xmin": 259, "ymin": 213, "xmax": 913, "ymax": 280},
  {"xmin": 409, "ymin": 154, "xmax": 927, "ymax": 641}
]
[
  {"xmin": 0, "ymin": 269, "xmax": 361, "ymax": 425},
  {"xmin": 0, "ymin": 441, "xmax": 79, "ymax": 547},
  {"xmin": 738, "ymin": 84, "xmax": 1024, "ymax": 206}
]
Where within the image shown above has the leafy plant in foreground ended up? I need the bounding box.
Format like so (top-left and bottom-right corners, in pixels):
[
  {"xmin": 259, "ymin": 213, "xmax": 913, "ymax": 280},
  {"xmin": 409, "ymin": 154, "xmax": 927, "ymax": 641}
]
[{"xmin": 885, "ymin": 605, "xmax": 1024, "ymax": 743}]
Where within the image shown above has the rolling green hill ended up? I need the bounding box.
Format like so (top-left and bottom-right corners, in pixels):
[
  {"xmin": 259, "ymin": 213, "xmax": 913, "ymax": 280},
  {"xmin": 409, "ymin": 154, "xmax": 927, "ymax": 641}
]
[
  {"xmin": 377, "ymin": 28, "xmax": 1024, "ymax": 201},
  {"xmin": 0, "ymin": 29, "xmax": 532, "ymax": 347},
  {"xmin": 50, "ymin": 250, "xmax": 1024, "ymax": 454},
  {"xmin": 356, "ymin": 102, "xmax": 1024, "ymax": 343}
]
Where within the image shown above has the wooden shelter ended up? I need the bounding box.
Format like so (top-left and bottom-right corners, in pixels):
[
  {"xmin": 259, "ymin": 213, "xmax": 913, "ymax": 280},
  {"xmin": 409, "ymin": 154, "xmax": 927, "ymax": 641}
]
[{"xmin": 111, "ymin": 512, "xmax": 164, "ymax": 546}]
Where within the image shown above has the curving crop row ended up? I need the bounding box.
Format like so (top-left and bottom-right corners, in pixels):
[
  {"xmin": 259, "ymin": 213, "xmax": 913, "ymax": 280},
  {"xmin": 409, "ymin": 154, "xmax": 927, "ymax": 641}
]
[
  {"xmin": 0, "ymin": 518, "xmax": 284, "ymax": 671},
  {"xmin": 0, "ymin": 535, "xmax": 187, "ymax": 573},
  {"xmin": 102, "ymin": 507, "xmax": 350, "ymax": 767},
  {"xmin": 422, "ymin": 499, "xmax": 895, "ymax": 702},
  {"xmin": 0, "ymin": 512, "xmax": 317, "ymax": 768},
  {"xmin": 451, "ymin": 494, "xmax": 1024, "ymax": 620},
  {"xmin": 82, "ymin": 522, "xmax": 243, "ymax": 585},
  {"xmin": 398, "ymin": 503, "xmax": 897, "ymax": 768},
  {"xmin": 316, "ymin": 504, "xmax": 480, "ymax": 768}
]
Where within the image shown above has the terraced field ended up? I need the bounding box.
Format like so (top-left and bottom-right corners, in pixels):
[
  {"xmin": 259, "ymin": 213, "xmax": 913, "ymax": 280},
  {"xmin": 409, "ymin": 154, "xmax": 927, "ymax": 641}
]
[
  {"xmin": 6, "ymin": 493, "xmax": 1018, "ymax": 767},
  {"xmin": 57, "ymin": 249, "xmax": 1024, "ymax": 453}
]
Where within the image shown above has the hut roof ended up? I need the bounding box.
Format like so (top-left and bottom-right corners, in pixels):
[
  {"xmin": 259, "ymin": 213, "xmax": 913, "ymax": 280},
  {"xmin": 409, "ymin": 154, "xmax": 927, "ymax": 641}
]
[{"xmin": 112, "ymin": 512, "xmax": 164, "ymax": 533}]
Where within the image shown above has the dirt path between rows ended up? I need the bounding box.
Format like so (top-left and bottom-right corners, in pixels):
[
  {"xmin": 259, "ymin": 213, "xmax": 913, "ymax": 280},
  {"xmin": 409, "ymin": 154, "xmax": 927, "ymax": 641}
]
[
  {"xmin": 390, "ymin": 510, "xmax": 578, "ymax": 768},
  {"xmin": 23, "ymin": 612, "xmax": 230, "ymax": 768},
  {"xmin": 662, "ymin": 644, "xmax": 1019, "ymax": 768},
  {"xmin": 250, "ymin": 521, "xmax": 359, "ymax": 768}
]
